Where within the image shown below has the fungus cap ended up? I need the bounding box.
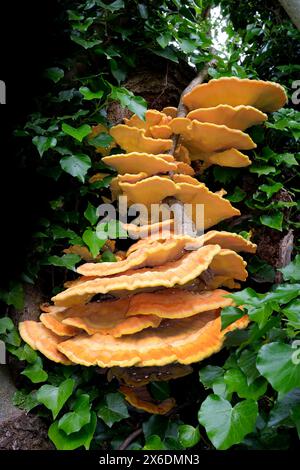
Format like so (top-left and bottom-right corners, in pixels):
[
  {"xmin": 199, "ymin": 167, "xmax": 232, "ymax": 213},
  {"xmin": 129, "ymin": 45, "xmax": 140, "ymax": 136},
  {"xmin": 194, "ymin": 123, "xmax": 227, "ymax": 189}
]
[
  {"xmin": 183, "ymin": 77, "xmax": 287, "ymax": 112},
  {"xmin": 187, "ymin": 104, "xmax": 267, "ymax": 130},
  {"xmin": 170, "ymin": 118, "xmax": 256, "ymax": 153},
  {"xmin": 110, "ymin": 125, "xmax": 172, "ymax": 154}
]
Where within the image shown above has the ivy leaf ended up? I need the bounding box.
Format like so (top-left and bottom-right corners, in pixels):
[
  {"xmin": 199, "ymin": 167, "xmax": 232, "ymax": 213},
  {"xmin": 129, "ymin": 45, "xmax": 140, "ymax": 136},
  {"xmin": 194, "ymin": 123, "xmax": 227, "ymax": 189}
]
[
  {"xmin": 0, "ymin": 282, "xmax": 24, "ymax": 310},
  {"xmin": 32, "ymin": 136, "xmax": 57, "ymax": 157},
  {"xmin": 109, "ymin": 86, "xmax": 147, "ymax": 120},
  {"xmin": 259, "ymin": 182, "xmax": 283, "ymax": 198},
  {"xmin": 279, "ymin": 255, "xmax": 300, "ymax": 282},
  {"xmin": 71, "ymin": 35, "xmax": 101, "ymax": 49},
  {"xmin": 60, "ymin": 153, "xmax": 91, "ymax": 182},
  {"xmin": 224, "ymin": 368, "xmax": 267, "ymax": 400},
  {"xmin": 97, "ymin": 0, "xmax": 124, "ymax": 12},
  {"xmin": 36, "ymin": 378, "xmax": 75, "ymax": 419},
  {"xmin": 157, "ymin": 32, "xmax": 172, "ymax": 49},
  {"xmin": 84, "ymin": 202, "xmax": 98, "ymax": 226},
  {"xmin": 79, "ymin": 87, "xmax": 104, "ymax": 101},
  {"xmin": 97, "ymin": 392, "xmax": 129, "ymax": 428},
  {"xmin": 250, "ymin": 164, "xmax": 276, "ymax": 176},
  {"xmin": 0, "ymin": 317, "xmax": 14, "ymax": 334},
  {"xmin": 142, "ymin": 415, "xmax": 168, "ymax": 439},
  {"xmin": 47, "ymin": 254, "xmax": 81, "ymax": 271},
  {"xmin": 282, "ymin": 299, "xmax": 300, "ymax": 328},
  {"xmin": 13, "ymin": 390, "xmax": 39, "ymax": 412},
  {"xmin": 237, "ymin": 350, "xmax": 260, "ymax": 385},
  {"xmin": 110, "ymin": 59, "xmax": 127, "ymax": 84},
  {"xmin": 178, "ymin": 425, "xmax": 200, "ymax": 448},
  {"xmin": 198, "ymin": 395, "xmax": 258, "ymax": 450},
  {"xmin": 221, "ymin": 306, "xmax": 245, "ymax": 330},
  {"xmin": 58, "ymin": 394, "xmax": 91, "ymax": 435},
  {"xmin": 199, "ymin": 365, "xmax": 224, "ymax": 388},
  {"xmin": 269, "ymin": 389, "xmax": 300, "ymax": 427},
  {"xmin": 143, "ymin": 435, "xmax": 166, "ymax": 450},
  {"xmin": 82, "ymin": 229, "xmax": 106, "ymax": 258},
  {"xmin": 89, "ymin": 132, "xmax": 114, "ymax": 148},
  {"xmin": 264, "ymin": 283, "xmax": 300, "ymax": 304},
  {"xmin": 61, "ymin": 123, "xmax": 92, "ymax": 142},
  {"xmin": 152, "ymin": 47, "xmax": 179, "ymax": 63},
  {"xmin": 227, "ymin": 186, "xmax": 246, "ymax": 202},
  {"xmin": 101, "ymin": 250, "xmax": 117, "ymax": 262},
  {"xmin": 260, "ymin": 212, "xmax": 283, "ymax": 231},
  {"xmin": 257, "ymin": 342, "xmax": 300, "ymax": 395},
  {"xmin": 48, "ymin": 412, "xmax": 97, "ymax": 450},
  {"xmin": 45, "ymin": 67, "xmax": 64, "ymax": 83},
  {"xmin": 21, "ymin": 357, "xmax": 48, "ymax": 383},
  {"xmin": 11, "ymin": 343, "xmax": 37, "ymax": 363}
]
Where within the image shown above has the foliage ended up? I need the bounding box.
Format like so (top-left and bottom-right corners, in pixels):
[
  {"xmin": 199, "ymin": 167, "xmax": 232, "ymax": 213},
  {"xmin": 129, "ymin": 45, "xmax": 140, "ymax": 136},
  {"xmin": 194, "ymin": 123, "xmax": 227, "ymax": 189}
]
[{"xmin": 1, "ymin": 0, "xmax": 300, "ymax": 451}]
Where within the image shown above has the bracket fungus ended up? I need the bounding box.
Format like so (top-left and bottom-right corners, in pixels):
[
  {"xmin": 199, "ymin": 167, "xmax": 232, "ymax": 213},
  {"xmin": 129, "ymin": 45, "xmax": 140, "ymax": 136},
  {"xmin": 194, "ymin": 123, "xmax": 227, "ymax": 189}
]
[
  {"xmin": 183, "ymin": 77, "xmax": 287, "ymax": 112},
  {"xmin": 19, "ymin": 77, "xmax": 288, "ymax": 413}
]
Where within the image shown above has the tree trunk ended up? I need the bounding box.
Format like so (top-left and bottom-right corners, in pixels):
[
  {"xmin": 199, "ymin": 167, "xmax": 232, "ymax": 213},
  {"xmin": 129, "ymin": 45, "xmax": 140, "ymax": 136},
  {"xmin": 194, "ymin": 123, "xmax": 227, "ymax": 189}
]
[{"xmin": 278, "ymin": 0, "xmax": 300, "ymax": 30}]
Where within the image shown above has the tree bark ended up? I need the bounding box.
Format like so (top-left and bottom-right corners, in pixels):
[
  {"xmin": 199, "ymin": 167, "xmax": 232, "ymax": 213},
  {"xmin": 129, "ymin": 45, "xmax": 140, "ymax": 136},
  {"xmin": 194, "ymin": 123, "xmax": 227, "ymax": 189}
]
[{"xmin": 278, "ymin": 0, "xmax": 300, "ymax": 30}]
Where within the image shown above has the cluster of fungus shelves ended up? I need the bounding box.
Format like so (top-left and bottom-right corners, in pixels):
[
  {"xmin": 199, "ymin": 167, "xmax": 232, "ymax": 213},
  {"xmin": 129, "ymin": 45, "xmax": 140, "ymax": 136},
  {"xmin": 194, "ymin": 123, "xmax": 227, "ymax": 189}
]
[{"xmin": 19, "ymin": 77, "xmax": 287, "ymax": 413}]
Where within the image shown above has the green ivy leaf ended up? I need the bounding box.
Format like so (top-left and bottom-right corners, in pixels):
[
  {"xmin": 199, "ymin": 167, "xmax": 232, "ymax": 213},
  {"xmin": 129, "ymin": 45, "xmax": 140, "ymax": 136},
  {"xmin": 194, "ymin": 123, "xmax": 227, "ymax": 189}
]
[
  {"xmin": 221, "ymin": 306, "xmax": 245, "ymax": 330},
  {"xmin": 257, "ymin": 342, "xmax": 300, "ymax": 394},
  {"xmin": 259, "ymin": 182, "xmax": 283, "ymax": 198},
  {"xmin": 48, "ymin": 411, "xmax": 97, "ymax": 450},
  {"xmin": 260, "ymin": 212, "xmax": 283, "ymax": 231},
  {"xmin": 143, "ymin": 435, "xmax": 166, "ymax": 450},
  {"xmin": 0, "ymin": 317, "xmax": 14, "ymax": 334},
  {"xmin": 178, "ymin": 425, "xmax": 200, "ymax": 448},
  {"xmin": 11, "ymin": 344, "xmax": 37, "ymax": 363},
  {"xmin": 249, "ymin": 164, "xmax": 276, "ymax": 176},
  {"xmin": 97, "ymin": 0, "xmax": 124, "ymax": 12},
  {"xmin": 13, "ymin": 390, "xmax": 39, "ymax": 412},
  {"xmin": 60, "ymin": 153, "xmax": 91, "ymax": 182},
  {"xmin": 70, "ymin": 35, "xmax": 101, "ymax": 49},
  {"xmin": 84, "ymin": 202, "xmax": 98, "ymax": 226},
  {"xmin": 21, "ymin": 357, "xmax": 48, "ymax": 383},
  {"xmin": 157, "ymin": 32, "xmax": 172, "ymax": 49},
  {"xmin": 269, "ymin": 389, "xmax": 300, "ymax": 427},
  {"xmin": 101, "ymin": 250, "xmax": 117, "ymax": 262},
  {"xmin": 45, "ymin": 67, "xmax": 64, "ymax": 83},
  {"xmin": 32, "ymin": 136, "xmax": 57, "ymax": 157},
  {"xmin": 47, "ymin": 254, "xmax": 81, "ymax": 271},
  {"xmin": 89, "ymin": 132, "xmax": 114, "ymax": 148},
  {"xmin": 227, "ymin": 186, "xmax": 246, "ymax": 202},
  {"xmin": 79, "ymin": 86, "xmax": 104, "ymax": 101},
  {"xmin": 58, "ymin": 394, "xmax": 91, "ymax": 435},
  {"xmin": 0, "ymin": 282, "xmax": 24, "ymax": 310},
  {"xmin": 282, "ymin": 299, "xmax": 300, "ymax": 328},
  {"xmin": 224, "ymin": 368, "xmax": 267, "ymax": 400},
  {"xmin": 109, "ymin": 86, "xmax": 147, "ymax": 120},
  {"xmin": 199, "ymin": 365, "xmax": 224, "ymax": 388},
  {"xmin": 36, "ymin": 378, "xmax": 75, "ymax": 419},
  {"xmin": 198, "ymin": 395, "xmax": 258, "ymax": 450},
  {"xmin": 82, "ymin": 229, "xmax": 106, "ymax": 258},
  {"xmin": 97, "ymin": 392, "xmax": 129, "ymax": 428},
  {"xmin": 279, "ymin": 255, "xmax": 300, "ymax": 282},
  {"xmin": 61, "ymin": 123, "xmax": 92, "ymax": 142},
  {"xmin": 152, "ymin": 47, "xmax": 179, "ymax": 63},
  {"xmin": 237, "ymin": 350, "xmax": 260, "ymax": 385}
]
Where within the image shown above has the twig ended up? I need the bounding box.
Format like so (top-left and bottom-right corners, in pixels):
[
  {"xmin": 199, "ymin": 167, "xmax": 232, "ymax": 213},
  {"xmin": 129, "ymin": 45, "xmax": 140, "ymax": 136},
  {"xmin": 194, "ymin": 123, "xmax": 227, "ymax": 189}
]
[
  {"xmin": 118, "ymin": 427, "xmax": 143, "ymax": 450},
  {"xmin": 169, "ymin": 60, "xmax": 215, "ymax": 155}
]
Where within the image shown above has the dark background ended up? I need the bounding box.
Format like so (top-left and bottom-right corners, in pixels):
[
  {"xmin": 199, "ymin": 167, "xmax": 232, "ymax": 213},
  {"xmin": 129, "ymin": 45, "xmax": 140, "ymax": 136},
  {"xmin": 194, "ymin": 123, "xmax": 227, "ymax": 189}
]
[{"xmin": 0, "ymin": 2, "xmax": 60, "ymax": 282}]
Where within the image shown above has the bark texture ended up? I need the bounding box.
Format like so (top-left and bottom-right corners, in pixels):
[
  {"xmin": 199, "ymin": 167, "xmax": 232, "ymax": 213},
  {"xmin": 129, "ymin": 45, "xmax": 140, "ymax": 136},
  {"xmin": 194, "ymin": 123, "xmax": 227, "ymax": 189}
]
[{"xmin": 279, "ymin": 0, "xmax": 300, "ymax": 30}]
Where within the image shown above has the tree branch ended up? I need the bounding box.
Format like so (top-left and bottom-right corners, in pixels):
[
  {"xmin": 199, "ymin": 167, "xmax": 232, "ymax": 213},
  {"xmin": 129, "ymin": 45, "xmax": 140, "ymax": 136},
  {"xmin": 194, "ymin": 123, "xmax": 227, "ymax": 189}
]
[{"xmin": 118, "ymin": 427, "xmax": 143, "ymax": 450}]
